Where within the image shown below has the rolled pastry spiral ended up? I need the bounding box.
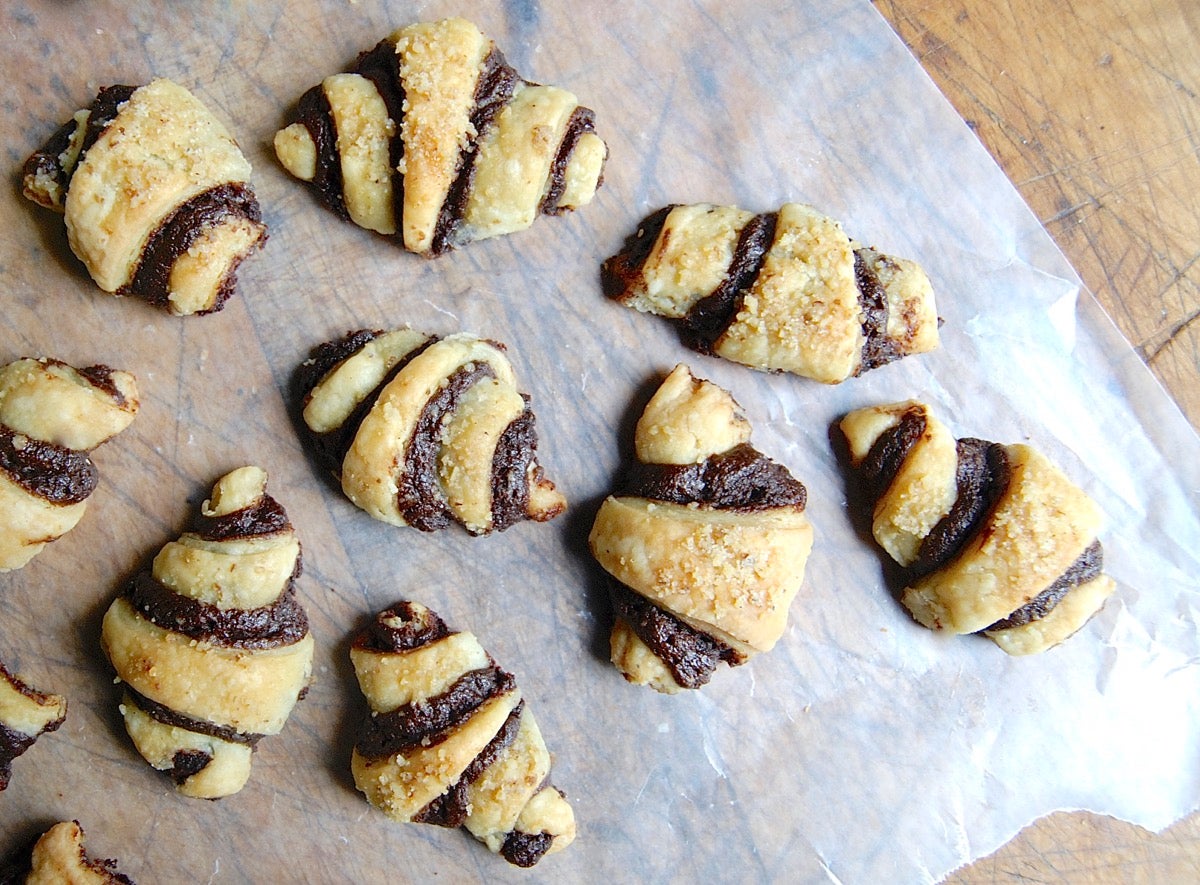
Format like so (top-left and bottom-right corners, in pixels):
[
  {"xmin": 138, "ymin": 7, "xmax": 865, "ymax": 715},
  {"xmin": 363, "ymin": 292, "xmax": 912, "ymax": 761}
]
[
  {"xmin": 350, "ymin": 601, "xmax": 575, "ymax": 867},
  {"xmin": 589, "ymin": 365, "xmax": 814, "ymax": 693},
  {"xmin": 274, "ymin": 17, "xmax": 608, "ymax": 256},
  {"xmin": 1, "ymin": 821, "xmax": 134, "ymax": 885},
  {"xmin": 297, "ymin": 329, "xmax": 565, "ymax": 534},
  {"xmin": 100, "ymin": 467, "xmax": 314, "ymax": 798},
  {"xmin": 839, "ymin": 400, "xmax": 1116, "ymax": 655},
  {"xmin": 23, "ymin": 78, "xmax": 267, "ymax": 316},
  {"xmin": 603, "ymin": 203, "xmax": 940, "ymax": 382},
  {"xmin": 0, "ymin": 358, "xmax": 138, "ymax": 572},
  {"xmin": 0, "ymin": 660, "xmax": 67, "ymax": 791}
]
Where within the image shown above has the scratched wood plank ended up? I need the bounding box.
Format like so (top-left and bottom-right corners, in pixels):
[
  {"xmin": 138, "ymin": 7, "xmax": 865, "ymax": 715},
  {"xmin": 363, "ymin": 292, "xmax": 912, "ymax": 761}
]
[
  {"xmin": 876, "ymin": 1, "xmax": 1200, "ymax": 880},
  {"xmin": 876, "ymin": 0, "xmax": 1200, "ymax": 430}
]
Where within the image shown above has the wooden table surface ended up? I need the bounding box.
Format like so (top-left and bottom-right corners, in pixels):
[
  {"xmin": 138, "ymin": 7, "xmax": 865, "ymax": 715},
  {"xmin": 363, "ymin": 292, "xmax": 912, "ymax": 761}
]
[{"xmin": 875, "ymin": 2, "xmax": 1200, "ymax": 880}]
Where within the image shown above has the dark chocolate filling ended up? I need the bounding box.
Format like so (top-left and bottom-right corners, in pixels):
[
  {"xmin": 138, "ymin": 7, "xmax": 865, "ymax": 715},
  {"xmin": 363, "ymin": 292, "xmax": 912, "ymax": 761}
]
[
  {"xmin": 909, "ymin": 439, "xmax": 1011, "ymax": 579},
  {"xmin": 0, "ymin": 424, "xmax": 97, "ymax": 505},
  {"xmin": 681, "ymin": 211, "xmax": 779, "ymax": 352},
  {"xmin": 353, "ymin": 602, "xmax": 453, "ymax": 654},
  {"xmin": 123, "ymin": 686, "xmax": 262, "ymax": 746},
  {"xmin": 397, "ymin": 362, "xmax": 496, "ymax": 531},
  {"xmin": 430, "ymin": 48, "xmax": 520, "ymax": 255},
  {"xmin": 77, "ymin": 85, "xmax": 138, "ymax": 163},
  {"xmin": 0, "ymin": 725, "xmax": 38, "ymax": 791},
  {"xmin": 301, "ymin": 331, "xmax": 434, "ymax": 475},
  {"xmin": 125, "ymin": 571, "xmax": 308, "ymax": 649},
  {"xmin": 413, "ymin": 701, "xmax": 524, "ymax": 828},
  {"xmin": 621, "ymin": 442, "xmax": 807, "ymax": 511},
  {"xmin": 122, "ymin": 182, "xmax": 264, "ymax": 313},
  {"xmin": 985, "ymin": 541, "xmax": 1105, "ymax": 631},
  {"xmin": 855, "ymin": 250, "xmax": 906, "ymax": 373},
  {"xmin": 292, "ymin": 84, "xmax": 348, "ymax": 219},
  {"xmin": 501, "ymin": 829, "xmax": 556, "ymax": 868},
  {"xmin": 601, "ymin": 205, "xmax": 676, "ymax": 299},
  {"xmin": 489, "ymin": 404, "xmax": 537, "ymax": 532},
  {"xmin": 856, "ymin": 405, "xmax": 928, "ymax": 501},
  {"xmin": 609, "ymin": 581, "xmax": 743, "ymax": 690},
  {"xmin": 540, "ymin": 106, "xmax": 599, "ymax": 215},
  {"xmin": 353, "ymin": 39, "xmax": 408, "ymax": 233},
  {"xmin": 75, "ymin": 364, "xmax": 126, "ymax": 406},
  {"xmin": 24, "ymin": 85, "xmax": 139, "ymax": 206},
  {"xmin": 355, "ymin": 666, "xmax": 515, "ymax": 760},
  {"xmin": 22, "ymin": 116, "xmax": 83, "ymax": 208},
  {"xmin": 192, "ymin": 494, "xmax": 291, "ymax": 542},
  {"xmin": 169, "ymin": 748, "xmax": 214, "ymax": 785}
]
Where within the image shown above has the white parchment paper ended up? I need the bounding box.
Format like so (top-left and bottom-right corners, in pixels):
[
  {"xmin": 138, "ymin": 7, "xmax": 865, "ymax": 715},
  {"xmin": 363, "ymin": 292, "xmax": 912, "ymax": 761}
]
[{"xmin": 0, "ymin": 1, "xmax": 1197, "ymax": 882}]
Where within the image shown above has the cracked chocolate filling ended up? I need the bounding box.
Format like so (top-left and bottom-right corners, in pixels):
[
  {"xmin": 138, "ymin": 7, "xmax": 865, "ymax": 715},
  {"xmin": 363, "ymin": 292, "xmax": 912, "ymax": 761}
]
[
  {"xmin": 621, "ymin": 442, "xmax": 806, "ymax": 511},
  {"xmin": 292, "ymin": 83, "xmax": 347, "ymax": 219},
  {"xmin": 124, "ymin": 685, "xmax": 262, "ymax": 746},
  {"xmin": 0, "ymin": 425, "xmax": 97, "ymax": 505},
  {"xmin": 855, "ymin": 250, "xmax": 905, "ymax": 373},
  {"xmin": 501, "ymin": 829, "xmax": 556, "ymax": 868},
  {"xmin": 414, "ymin": 701, "xmax": 525, "ymax": 828},
  {"xmin": 610, "ymin": 581, "xmax": 743, "ymax": 690},
  {"xmin": 192, "ymin": 494, "xmax": 291, "ymax": 542},
  {"xmin": 431, "ymin": 47, "xmax": 520, "ymax": 254},
  {"xmin": 681, "ymin": 211, "xmax": 779, "ymax": 352},
  {"xmin": 125, "ymin": 571, "xmax": 308, "ymax": 649},
  {"xmin": 985, "ymin": 541, "xmax": 1105, "ymax": 631},
  {"xmin": 490, "ymin": 405, "xmax": 538, "ymax": 532},
  {"xmin": 540, "ymin": 106, "xmax": 600, "ymax": 215},
  {"xmin": 354, "ymin": 38, "xmax": 409, "ymax": 231},
  {"xmin": 355, "ymin": 667, "xmax": 515, "ymax": 760},
  {"xmin": 398, "ymin": 362, "xmax": 497, "ymax": 530},
  {"xmin": 354, "ymin": 602, "xmax": 453, "ymax": 654},
  {"xmin": 122, "ymin": 182, "xmax": 264, "ymax": 313},
  {"xmin": 909, "ymin": 438, "xmax": 1011, "ymax": 579}
]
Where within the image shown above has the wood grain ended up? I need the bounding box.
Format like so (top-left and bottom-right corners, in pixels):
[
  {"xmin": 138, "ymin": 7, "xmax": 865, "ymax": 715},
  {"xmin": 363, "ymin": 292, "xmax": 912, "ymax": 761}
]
[
  {"xmin": 875, "ymin": 0, "xmax": 1200, "ymax": 879},
  {"xmin": 877, "ymin": 0, "xmax": 1200, "ymax": 431}
]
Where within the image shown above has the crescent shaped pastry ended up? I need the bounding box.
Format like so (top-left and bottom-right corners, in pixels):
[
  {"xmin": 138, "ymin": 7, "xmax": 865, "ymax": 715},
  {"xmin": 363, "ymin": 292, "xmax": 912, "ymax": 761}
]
[
  {"xmin": 297, "ymin": 329, "xmax": 565, "ymax": 534},
  {"xmin": 839, "ymin": 400, "xmax": 1116, "ymax": 654},
  {"xmin": 350, "ymin": 601, "xmax": 575, "ymax": 867},
  {"xmin": 0, "ymin": 660, "xmax": 67, "ymax": 792},
  {"xmin": 0, "ymin": 358, "xmax": 138, "ymax": 572},
  {"xmin": 274, "ymin": 17, "xmax": 607, "ymax": 256},
  {"xmin": 100, "ymin": 467, "xmax": 314, "ymax": 798},
  {"xmin": 589, "ymin": 365, "xmax": 814, "ymax": 692},
  {"xmin": 2, "ymin": 821, "xmax": 133, "ymax": 884},
  {"xmin": 23, "ymin": 79, "xmax": 267, "ymax": 316},
  {"xmin": 603, "ymin": 203, "xmax": 939, "ymax": 382}
]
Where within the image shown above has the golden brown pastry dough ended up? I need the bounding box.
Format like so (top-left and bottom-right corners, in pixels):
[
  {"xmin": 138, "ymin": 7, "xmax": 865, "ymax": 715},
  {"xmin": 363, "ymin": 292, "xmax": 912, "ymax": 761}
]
[
  {"xmin": 274, "ymin": 17, "xmax": 607, "ymax": 255},
  {"xmin": 100, "ymin": 467, "xmax": 314, "ymax": 798},
  {"xmin": 350, "ymin": 601, "xmax": 575, "ymax": 867},
  {"xmin": 589, "ymin": 365, "xmax": 814, "ymax": 692},
  {"xmin": 23, "ymin": 79, "xmax": 266, "ymax": 316},
  {"xmin": 839, "ymin": 400, "xmax": 1115, "ymax": 654},
  {"xmin": 4, "ymin": 821, "xmax": 133, "ymax": 885},
  {"xmin": 297, "ymin": 329, "xmax": 565, "ymax": 534},
  {"xmin": 603, "ymin": 203, "xmax": 939, "ymax": 382},
  {"xmin": 0, "ymin": 660, "xmax": 66, "ymax": 792},
  {"xmin": 0, "ymin": 358, "xmax": 138, "ymax": 572}
]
